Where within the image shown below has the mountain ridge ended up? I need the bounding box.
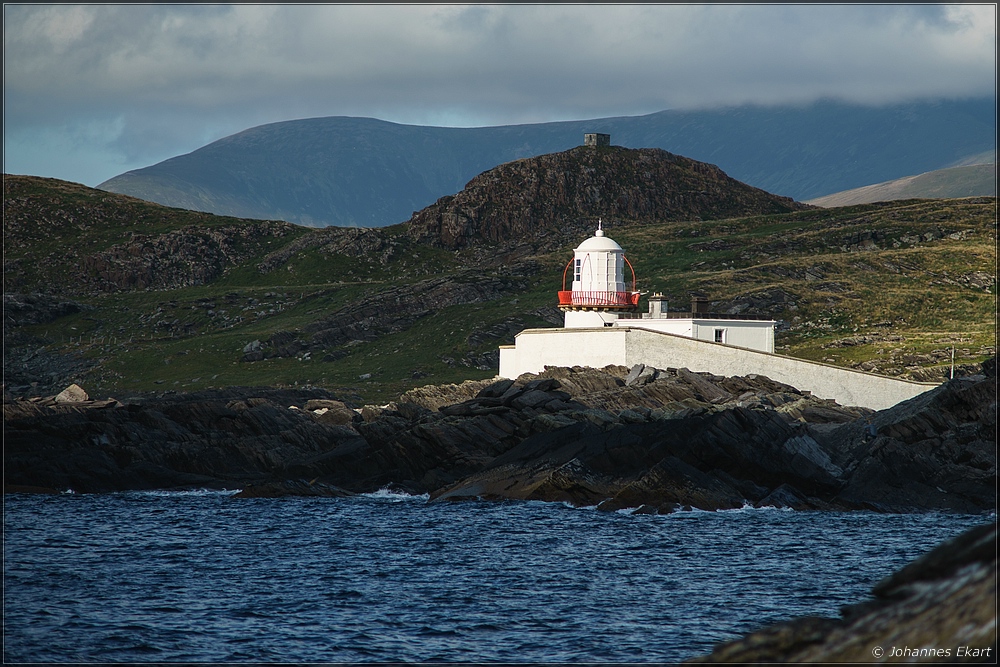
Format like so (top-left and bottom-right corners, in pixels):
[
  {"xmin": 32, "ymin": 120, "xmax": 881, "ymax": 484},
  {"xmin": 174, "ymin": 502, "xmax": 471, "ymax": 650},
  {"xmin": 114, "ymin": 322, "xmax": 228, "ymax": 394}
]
[
  {"xmin": 806, "ymin": 162, "xmax": 997, "ymax": 207},
  {"xmin": 96, "ymin": 98, "xmax": 996, "ymax": 227}
]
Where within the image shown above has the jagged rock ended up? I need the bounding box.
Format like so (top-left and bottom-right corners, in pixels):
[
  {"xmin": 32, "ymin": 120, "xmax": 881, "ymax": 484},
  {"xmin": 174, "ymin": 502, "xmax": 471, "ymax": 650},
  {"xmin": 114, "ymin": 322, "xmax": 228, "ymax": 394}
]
[
  {"xmin": 313, "ymin": 407, "xmax": 360, "ymax": 426},
  {"xmin": 676, "ymin": 367, "xmax": 732, "ymax": 403},
  {"xmin": 407, "ymin": 146, "xmax": 807, "ymax": 251},
  {"xmin": 529, "ymin": 413, "xmax": 578, "ymax": 432},
  {"xmin": 241, "ymin": 339, "xmax": 265, "ymax": 362},
  {"xmin": 303, "ymin": 398, "xmax": 350, "ymax": 411},
  {"xmin": 816, "ymin": 372, "xmax": 997, "ymax": 513},
  {"xmin": 625, "ymin": 364, "xmax": 660, "ymax": 387},
  {"xmin": 756, "ymin": 483, "xmax": 818, "ymax": 510},
  {"xmin": 399, "ymin": 378, "xmax": 498, "ymax": 411},
  {"xmin": 624, "ymin": 364, "xmax": 647, "ymax": 386},
  {"xmin": 617, "ymin": 409, "xmax": 648, "ymax": 424},
  {"xmin": 476, "ymin": 379, "xmax": 515, "ymax": 399},
  {"xmin": 54, "ymin": 384, "xmax": 88, "ymax": 403},
  {"xmin": 509, "ymin": 389, "xmax": 556, "ymax": 410},
  {"xmin": 4, "ymin": 363, "xmax": 995, "ymax": 516}
]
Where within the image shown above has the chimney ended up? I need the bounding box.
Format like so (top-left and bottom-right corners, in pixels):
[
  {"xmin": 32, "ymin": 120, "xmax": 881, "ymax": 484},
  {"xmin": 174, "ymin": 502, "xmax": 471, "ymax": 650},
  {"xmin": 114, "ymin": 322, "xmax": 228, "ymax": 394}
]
[
  {"xmin": 648, "ymin": 293, "xmax": 667, "ymax": 318},
  {"xmin": 690, "ymin": 294, "xmax": 710, "ymax": 315}
]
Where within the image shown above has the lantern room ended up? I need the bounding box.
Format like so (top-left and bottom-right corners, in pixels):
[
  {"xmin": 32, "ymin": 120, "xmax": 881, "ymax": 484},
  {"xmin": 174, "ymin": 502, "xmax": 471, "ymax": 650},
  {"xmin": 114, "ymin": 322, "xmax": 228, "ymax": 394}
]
[{"xmin": 558, "ymin": 220, "xmax": 639, "ymax": 328}]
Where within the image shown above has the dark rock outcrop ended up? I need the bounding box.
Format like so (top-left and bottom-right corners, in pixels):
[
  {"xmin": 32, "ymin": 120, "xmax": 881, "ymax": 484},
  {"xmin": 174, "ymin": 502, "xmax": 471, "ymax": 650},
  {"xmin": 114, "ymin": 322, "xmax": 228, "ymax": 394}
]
[
  {"xmin": 428, "ymin": 365, "xmax": 994, "ymax": 513},
  {"xmin": 687, "ymin": 521, "xmax": 997, "ymax": 663},
  {"xmin": 3, "ymin": 293, "xmax": 97, "ymax": 396},
  {"xmin": 406, "ymin": 146, "xmax": 809, "ymax": 251},
  {"xmin": 3, "ymin": 293, "xmax": 89, "ymax": 326},
  {"xmin": 4, "ymin": 362, "xmax": 995, "ymax": 513},
  {"xmin": 78, "ymin": 222, "xmax": 295, "ymax": 292}
]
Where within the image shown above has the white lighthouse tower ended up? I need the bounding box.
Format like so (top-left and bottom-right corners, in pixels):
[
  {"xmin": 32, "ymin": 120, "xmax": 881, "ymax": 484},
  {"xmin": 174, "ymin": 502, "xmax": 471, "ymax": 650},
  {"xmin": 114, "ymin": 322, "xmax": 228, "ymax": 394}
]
[{"xmin": 558, "ymin": 219, "xmax": 639, "ymax": 327}]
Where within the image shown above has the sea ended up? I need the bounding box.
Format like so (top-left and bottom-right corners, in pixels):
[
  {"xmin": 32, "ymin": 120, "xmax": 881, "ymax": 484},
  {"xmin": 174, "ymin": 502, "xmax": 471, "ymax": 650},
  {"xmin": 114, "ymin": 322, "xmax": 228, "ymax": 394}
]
[{"xmin": 3, "ymin": 488, "xmax": 992, "ymax": 664}]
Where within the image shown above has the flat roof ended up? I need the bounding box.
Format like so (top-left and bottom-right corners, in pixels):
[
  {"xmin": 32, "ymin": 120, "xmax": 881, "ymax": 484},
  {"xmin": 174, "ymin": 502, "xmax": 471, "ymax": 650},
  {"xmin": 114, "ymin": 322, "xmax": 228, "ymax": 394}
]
[{"xmin": 618, "ymin": 312, "xmax": 775, "ymax": 322}]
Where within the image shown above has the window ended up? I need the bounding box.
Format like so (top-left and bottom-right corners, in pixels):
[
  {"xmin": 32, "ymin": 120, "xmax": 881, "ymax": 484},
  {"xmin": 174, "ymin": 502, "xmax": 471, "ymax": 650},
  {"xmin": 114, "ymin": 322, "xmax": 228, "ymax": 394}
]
[
  {"xmin": 574, "ymin": 258, "xmax": 581, "ymax": 282},
  {"xmin": 714, "ymin": 329, "xmax": 726, "ymax": 343}
]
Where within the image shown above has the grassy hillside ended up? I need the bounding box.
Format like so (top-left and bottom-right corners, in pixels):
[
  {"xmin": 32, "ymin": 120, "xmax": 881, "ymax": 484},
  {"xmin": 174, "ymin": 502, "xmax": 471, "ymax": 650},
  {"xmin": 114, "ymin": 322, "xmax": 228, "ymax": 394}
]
[
  {"xmin": 612, "ymin": 199, "xmax": 996, "ymax": 377},
  {"xmin": 806, "ymin": 163, "xmax": 996, "ymax": 207},
  {"xmin": 4, "ymin": 175, "xmax": 996, "ymax": 405}
]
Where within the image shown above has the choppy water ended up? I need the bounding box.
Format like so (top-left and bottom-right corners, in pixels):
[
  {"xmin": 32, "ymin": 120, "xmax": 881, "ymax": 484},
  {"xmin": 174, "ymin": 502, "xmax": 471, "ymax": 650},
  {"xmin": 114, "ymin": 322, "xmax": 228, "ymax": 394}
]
[{"xmin": 3, "ymin": 489, "xmax": 990, "ymax": 663}]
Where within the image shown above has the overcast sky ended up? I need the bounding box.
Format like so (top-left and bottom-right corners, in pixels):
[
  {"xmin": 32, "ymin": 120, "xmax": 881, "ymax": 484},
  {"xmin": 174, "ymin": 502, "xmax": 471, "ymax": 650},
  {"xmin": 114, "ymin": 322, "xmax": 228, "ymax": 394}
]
[{"xmin": 3, "ymin": 3, "xmax": 996, "ymax": 187}]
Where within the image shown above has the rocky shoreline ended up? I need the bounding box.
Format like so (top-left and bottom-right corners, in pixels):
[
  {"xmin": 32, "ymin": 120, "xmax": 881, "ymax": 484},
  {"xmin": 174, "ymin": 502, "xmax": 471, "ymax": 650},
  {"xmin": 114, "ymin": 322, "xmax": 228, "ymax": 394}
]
[
  {"xmin": 4, "ymin": 359, "xmax": 995, "ymax": 514},
  {"xmin": 5, "ymin": 364, "xmax": 996, "ymax": 663}
]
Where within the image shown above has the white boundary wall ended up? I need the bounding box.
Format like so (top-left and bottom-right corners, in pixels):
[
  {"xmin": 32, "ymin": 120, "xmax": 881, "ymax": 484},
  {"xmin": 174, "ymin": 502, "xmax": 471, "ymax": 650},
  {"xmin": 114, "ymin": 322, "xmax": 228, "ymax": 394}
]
[
  {"xmin": 498, "ymin": 326, "xmax": 938, "ymax": 411},
  {"xmin": 625, "ymin": 318, "xmax": 775, "ymax": 353}
]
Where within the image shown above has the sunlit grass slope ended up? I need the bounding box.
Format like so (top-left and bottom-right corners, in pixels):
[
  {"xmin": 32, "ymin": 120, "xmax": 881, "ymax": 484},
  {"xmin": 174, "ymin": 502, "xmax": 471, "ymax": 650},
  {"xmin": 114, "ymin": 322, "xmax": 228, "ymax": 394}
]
[{"xmin": 5, "ymin": 175, "xmax": 995, "ymax": 404}]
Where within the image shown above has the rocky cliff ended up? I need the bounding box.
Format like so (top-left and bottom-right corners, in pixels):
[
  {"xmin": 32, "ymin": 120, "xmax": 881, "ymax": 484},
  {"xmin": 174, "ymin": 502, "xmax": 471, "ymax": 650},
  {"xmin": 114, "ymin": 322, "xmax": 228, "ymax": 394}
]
[
  {"xmin": 5, "ymin": 360, "xmax": 995, "ymax": 515},
  {"xmin": 407, "ymin": 146, "xmax": 809, "ymax": 250}
]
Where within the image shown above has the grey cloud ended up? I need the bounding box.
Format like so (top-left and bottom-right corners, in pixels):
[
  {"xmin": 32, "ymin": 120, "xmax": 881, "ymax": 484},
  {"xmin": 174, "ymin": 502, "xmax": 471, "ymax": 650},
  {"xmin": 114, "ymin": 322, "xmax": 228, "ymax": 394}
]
[{"xmin": 3, "ymin": 3, "xmax": 995, "ymax": 185}]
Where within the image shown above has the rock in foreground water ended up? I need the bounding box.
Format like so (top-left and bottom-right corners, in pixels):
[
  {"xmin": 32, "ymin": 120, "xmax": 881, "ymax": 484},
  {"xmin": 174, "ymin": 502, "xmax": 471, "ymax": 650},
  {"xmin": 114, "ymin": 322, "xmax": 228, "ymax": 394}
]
[{"xmin": 687, "ymin": 522, "xmax": 997, "ymax": 663}]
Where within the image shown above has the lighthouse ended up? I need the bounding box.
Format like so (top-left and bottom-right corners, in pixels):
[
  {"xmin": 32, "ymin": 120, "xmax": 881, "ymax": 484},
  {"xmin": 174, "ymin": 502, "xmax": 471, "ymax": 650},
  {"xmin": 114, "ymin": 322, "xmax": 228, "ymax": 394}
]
[
  {"xmin": 496, "ymin": 210, "xmax": 935, "ymax": 412},
  {"xmin": 558, "ymin": 219, "xmax": 640, "ymax": 327}
]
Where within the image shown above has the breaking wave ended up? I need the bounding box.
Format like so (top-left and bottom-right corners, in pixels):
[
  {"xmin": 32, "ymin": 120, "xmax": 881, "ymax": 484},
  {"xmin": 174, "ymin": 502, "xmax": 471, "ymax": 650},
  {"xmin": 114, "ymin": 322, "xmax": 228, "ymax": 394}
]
[{"xmin": 362, "ymin": 486, "xmax": 431, "ymax": 502}]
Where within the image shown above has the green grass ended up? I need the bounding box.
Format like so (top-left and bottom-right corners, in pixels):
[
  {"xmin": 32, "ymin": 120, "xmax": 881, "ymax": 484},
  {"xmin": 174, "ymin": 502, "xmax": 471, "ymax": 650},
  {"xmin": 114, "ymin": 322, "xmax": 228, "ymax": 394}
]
[{"xmin": 6, "ymin": 177, "xmax": 996, "ymax": 402}]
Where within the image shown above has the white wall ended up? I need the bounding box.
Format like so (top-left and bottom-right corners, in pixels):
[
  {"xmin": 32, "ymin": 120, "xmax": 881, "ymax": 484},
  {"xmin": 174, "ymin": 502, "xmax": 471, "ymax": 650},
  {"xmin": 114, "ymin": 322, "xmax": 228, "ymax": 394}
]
[
  {"xmin": 501, "ymin": 328, "xmax": 628, "ymax": 380},
  {"xmin": 499, "ymin": 345, "xmax": 517, "ymax": 379},
  {"xmin": 564, "ymin": 310, "xmax": 620, "ymax": 328},
  {"xmin": 498, "ymin": 326, "xmax": 936, "ymax": 410},
  {"xmin": 693, "ymin": 320, "xmax": 774, "ymax": 353},
  {"xmin": 623, "ymin": 318, "xmax": 694, "ymax": 338},
  {"xmin": 616, "ymin": 318, "xmax": 774, "ymax": 353}
]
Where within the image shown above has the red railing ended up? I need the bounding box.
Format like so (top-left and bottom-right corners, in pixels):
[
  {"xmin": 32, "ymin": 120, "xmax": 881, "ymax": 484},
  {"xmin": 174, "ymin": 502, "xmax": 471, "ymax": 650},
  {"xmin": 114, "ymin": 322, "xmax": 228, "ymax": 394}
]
[{"xmin": 558, "ymin": 291, "xmax": 640, "ymax": 307}]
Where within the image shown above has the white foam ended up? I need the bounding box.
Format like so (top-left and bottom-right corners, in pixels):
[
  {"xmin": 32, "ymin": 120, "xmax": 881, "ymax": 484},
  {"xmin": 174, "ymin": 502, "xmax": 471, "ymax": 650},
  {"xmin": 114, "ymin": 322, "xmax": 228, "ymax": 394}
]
[
  {"xmin": 362, "ymin": 486, "xmax": 430, "ymax": 502},
  {"xmin": 126, "ymin": 488, "xmax": 241, "ymax": 498},
  {"xmin": 711, "ymin": 501, "xmax": 793, "ymax": 513},
  {"xmin": 563, "ymin": 501, "xmax": 599, "ymax": 511}
]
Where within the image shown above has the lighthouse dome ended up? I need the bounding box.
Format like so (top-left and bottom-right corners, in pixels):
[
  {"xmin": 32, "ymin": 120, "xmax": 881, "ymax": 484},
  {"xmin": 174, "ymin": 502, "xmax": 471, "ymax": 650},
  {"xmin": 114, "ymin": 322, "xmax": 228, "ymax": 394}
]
[{"xmin": 575, "ymin": 232, "xmax": 623, "ymax": 252}]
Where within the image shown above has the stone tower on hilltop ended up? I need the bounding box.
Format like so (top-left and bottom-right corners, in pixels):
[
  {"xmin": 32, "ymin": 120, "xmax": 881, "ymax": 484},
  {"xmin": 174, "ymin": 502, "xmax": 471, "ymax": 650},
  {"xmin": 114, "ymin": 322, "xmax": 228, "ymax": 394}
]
[{"xmin": 584, "ymin": 133, "xmax": 611, "ymax": 147}]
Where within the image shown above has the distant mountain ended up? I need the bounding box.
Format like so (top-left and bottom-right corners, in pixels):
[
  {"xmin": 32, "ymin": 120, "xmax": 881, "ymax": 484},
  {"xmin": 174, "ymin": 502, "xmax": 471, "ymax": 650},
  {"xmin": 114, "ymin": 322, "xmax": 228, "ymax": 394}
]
[
  {"xmin": 96, "ymin": 98, "xmax": 996, "ymax": 228},
  {"xmin": 406, "ymin": 145, "xmax": 809, "ymax": 250},
  {"xmin": 805, "ymin": 163, "xmax": 997, "ymax": 207}
]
